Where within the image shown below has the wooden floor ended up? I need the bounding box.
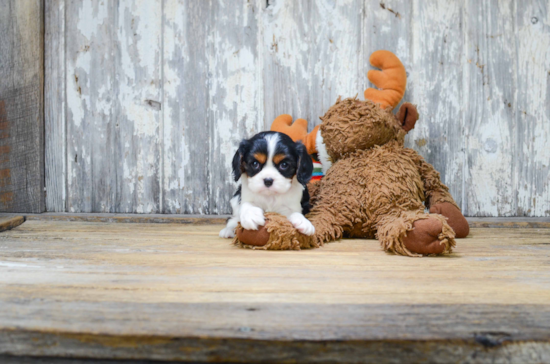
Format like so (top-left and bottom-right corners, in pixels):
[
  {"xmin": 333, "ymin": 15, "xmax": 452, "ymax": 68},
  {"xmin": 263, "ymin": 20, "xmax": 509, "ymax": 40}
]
[{"xmin": 1, "ymin": 219, "xmax": 550, "ymax": 363}]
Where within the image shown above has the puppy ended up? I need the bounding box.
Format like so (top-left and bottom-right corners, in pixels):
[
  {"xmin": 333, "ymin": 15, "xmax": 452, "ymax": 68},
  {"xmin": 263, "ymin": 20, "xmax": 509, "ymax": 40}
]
[{"xmin": 219, "ymin": 131, "xmax": 314, "ymax": 238}]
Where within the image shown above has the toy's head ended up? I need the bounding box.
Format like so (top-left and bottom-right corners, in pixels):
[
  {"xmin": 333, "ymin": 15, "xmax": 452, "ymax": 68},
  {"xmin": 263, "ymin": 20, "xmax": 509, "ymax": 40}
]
[
  {"xmin": 319, "ymin": 98, "xmax": 417, "ymax": 162},
  {"xmin": 318, "ymin": 50, "xmax": 419, "ymax": 163}
]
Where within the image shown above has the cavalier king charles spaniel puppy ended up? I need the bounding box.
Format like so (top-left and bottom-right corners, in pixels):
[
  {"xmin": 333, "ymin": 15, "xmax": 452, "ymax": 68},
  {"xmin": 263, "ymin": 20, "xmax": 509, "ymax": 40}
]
[{"xmin": 219, "ymin": 131, "xmax": 314, "ymax": 238}]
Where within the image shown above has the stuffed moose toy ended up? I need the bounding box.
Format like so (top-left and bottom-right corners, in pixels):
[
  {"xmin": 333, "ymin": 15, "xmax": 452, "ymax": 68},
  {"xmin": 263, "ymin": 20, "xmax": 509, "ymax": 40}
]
[{"xmin": 234, "ymin": 50, "xmax": 469, "ymax": 257}]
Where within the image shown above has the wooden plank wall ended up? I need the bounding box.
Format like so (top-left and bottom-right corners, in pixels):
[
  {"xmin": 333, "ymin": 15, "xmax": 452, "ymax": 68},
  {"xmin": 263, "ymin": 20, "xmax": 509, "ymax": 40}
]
[
  {"xmin": 0, "ymin": 0, "xmax": 44, "ymax": 213},
  {"xmin": 45, "ymin": 0, "xmax": 550, "ymax": 216}
]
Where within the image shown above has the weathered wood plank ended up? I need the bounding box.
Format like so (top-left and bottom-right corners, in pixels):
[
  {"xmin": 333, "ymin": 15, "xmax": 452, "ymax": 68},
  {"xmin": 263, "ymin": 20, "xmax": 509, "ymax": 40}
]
[
  {"xmin": 409, "ymin": 0, "xmax": 464, "ymax": 210},
  {"xmin": 114, "ymin": 0, "xmax": 162, "ymax": 213},
  {"xmin": 263, "ymin": 0, "xmax": 363, "ymax": 128},
  {"xmin": 364, "ymin": 0, "xmax": 412, "ymax": 102},
  {"xmin": 0, "ymin": 215, "xmax": 24, "ymax": 232},
  {"xmin": 0, "ymin": 357, "xmax": 164, "ymax": 364},
  {"xmin": 44, "ymin": 0, "xmax": 550, "ymax": 217},
  {"xmin": 0, "ymin": 0, "xmax": 44, "ymax": 213},
  {"xmin": 22, "ymin": 212, "xmax": 228, "ymax": 225},
  {"xmin": 45, "ymin": 0, "xmax": 66, "ymax": 212},
  {"xmin": 463, "ymin": 0, "xmax": 516, "ymax": 216},
  {"xmin": 1, "ymin": 222, "xmax": 549, "ymax": 305},
  {"xmin": 1, "ymin": 306, "xmax": 550, "ymax": 363},
  {"xmin": 0, "ymin": 212, "xmax": 546, "ymax": 229},
  {"xmin": 308, "ymin": 0, "xmax": 364, "ymax": 128},
  {"xmin": 262, "ymin": 0, "xmax": 313, "ymax": 128},
  {"xmin": 0, "ymin": 222, "xmax": 550, "ymax": 362},
  {"xmin": 65, "ymin": 1, "xmax": 117, "ymax": 212},
  {"xmin": 162, "ymin": 0, "xmax": 211, "ymax": 214},
  {"xmin": 515, "ymin": 1, "xmax": 550, "ymax": 216},
  {"xmin": 207, "ymin": 0, "xmax": 264, "ymax": 214},
  {"xmin": 65, "ymin": 1, "xmax": 163, "ymax": 213}
]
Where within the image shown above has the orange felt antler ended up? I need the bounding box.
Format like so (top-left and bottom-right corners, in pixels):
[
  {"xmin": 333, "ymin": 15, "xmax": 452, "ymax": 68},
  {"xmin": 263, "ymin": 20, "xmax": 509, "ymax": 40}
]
[
  {"xmin": 271, "ymin": 114, "xmax": 319, "ymax": 154},
  {"xmin": 364, "ymin": 50, "xmax": 407, "ymax": 110}
]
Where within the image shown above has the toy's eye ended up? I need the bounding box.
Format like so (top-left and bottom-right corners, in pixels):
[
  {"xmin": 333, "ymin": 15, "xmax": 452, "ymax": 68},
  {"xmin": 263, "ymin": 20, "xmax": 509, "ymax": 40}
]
[
  {"xmin": 252, "ymin": 161, "xmax": 260, "ymax": 169},
  {"xmin": 279, "ymin": 161, "xmax": 289, "ymax": 170}
]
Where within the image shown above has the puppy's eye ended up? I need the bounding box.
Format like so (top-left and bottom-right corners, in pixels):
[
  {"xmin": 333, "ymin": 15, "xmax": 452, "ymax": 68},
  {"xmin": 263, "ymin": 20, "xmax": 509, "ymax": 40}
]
[
  {"xmin": 252, "ymin": 161, "xmax": 260, "ymax": 169},
  {"xmin": 279, "ymin": 161, "xmax": 289, "ymax": 170}
]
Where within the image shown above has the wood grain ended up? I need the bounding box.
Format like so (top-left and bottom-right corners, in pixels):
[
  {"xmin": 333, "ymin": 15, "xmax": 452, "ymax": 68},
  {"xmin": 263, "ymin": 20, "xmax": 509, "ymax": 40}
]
[
  {"xmin": 364, "ymin": 0, "xmax": 412, "ymax": 104},
  {"xmin": 463, "ymin": 0, "xmax": 516, "ymax": 216},
  {"xmin": 0, "ymin": 221, "xmax": 549, "ymax": 362},
  {"xmin": 23, "ymin": 212, "xmax": 228, "ymax": 225},
  {"xmin": 65, "ymin": 0, "xmax": 117, "ymax": 212},
  {"xmin": 0, "ymin": 215, "xmax": 24, "ymax": 232},
  {"xmin": 263, "ymin": 0, "xmax": 364, "ymax": 128},
  {"xmin": 515, "ymin": 0, "xmax": 550, "ymax": 216},
  {"xmin": 409, "ymin": 0, "xmax": 464, "ymax": 210},
  {"xmin": 207, "ymin": 0, "xmax": 264, "ymax": 214},
  {"xmin": 162, "ymin": 0, "xmax": 211, "ymax": 214},
  {"xmin": 45, "ymin": 0, "xmax": 66, "ymax": 212},
  {"xmin": 114, "ymin": 0, "xmax": 162, "ymax": 213},
  {"xmin": 0, "ymin": 0, "xmax": 44, "ymax": 213},
  {"xmin": 0, "ymin": 212, "xmax": 546, "ymax": 228},
  {"xmin": 44, "ymin": 0, "xmax": 550, "ymax": 216}
]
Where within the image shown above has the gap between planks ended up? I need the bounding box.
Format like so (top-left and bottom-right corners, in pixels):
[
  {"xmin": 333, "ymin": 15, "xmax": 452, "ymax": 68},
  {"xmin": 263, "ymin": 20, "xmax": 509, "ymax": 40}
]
[{"xmin": 0, "ymin": 213, "xmax": 548, "ymax": 228}]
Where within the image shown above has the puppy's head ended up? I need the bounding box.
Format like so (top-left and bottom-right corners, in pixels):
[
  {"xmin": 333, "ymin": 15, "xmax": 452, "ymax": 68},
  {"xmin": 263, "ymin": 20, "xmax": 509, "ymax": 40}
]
[{"xmin": 232, "ymin": 131, "xmax": 313, "ymax": 195}]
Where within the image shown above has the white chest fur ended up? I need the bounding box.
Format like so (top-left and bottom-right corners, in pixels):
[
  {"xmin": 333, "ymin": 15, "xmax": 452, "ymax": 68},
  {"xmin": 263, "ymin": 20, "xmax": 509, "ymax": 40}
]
[{"xmin": 240, "ymin": 175, "xmax": 303, "ymax": 217}]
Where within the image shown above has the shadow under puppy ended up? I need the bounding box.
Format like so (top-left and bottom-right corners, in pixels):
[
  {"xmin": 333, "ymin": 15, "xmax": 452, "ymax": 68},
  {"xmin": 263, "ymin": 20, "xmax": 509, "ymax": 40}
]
[{"xmin": 219, "ymin": 131, "xmax": 314, "ymax": 239}]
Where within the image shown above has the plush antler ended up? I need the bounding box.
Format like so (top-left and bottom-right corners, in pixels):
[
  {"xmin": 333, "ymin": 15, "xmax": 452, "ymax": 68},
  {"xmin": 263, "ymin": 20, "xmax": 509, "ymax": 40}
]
[
  {"xmin": 271, "ymin": 114, "xmax": 319, "ymax": 154},
  {"xmin": 364, "ymin": 50, "xmax": 407, "ymax": 110}
]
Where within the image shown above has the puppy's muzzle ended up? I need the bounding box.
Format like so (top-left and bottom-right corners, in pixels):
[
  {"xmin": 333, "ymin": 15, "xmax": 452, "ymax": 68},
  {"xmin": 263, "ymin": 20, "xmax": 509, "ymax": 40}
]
[{"xmin": 264, "ymin": 178, "xmax": 274, "ymax": 187}]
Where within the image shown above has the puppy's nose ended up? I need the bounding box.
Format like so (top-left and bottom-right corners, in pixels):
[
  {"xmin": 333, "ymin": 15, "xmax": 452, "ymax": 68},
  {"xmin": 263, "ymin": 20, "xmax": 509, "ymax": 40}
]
[{"xmin": 264, "ymin": 178, "xmax": 274, "ymax": 187}]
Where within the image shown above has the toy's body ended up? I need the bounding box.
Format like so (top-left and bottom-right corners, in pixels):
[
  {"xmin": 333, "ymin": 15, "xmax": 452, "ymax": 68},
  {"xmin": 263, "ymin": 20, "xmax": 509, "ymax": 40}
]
[
  {"xmin": 318, "ymin": 141, "xmax": 434, "ymax": 239},
  {"xmin": 305, "ymin": 138, "xmax": 458, "ymax": 256},
  {"xmin": 233, "ymin": 51, "xmax": 469, "ymax": 257}
]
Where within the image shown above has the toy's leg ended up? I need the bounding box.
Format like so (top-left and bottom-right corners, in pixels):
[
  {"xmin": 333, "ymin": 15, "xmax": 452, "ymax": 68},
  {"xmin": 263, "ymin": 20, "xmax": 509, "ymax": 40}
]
[
  {"xmin": 235, "ymin": 212, "xmax": 318, "ymax": 250},
  {"xmin": 235, "ymin": 192, "xmax": 356, "ymax": 250},
  {"xmin": 235, "ymin": 174, "xmax": 359, "ymax": 250},
  {"xmin": 429, "ymin": 201, "xmax": 469, "ymax": 238},
  {"xmin": 376, "ymin": 210, "xmax": 456, "ymax": 257},
  {"xmin": 307, "ymin": 207, "xmax": 350, "ymax": 246},
  {"xmin": 412, "ymin": 154, "xmax": 470, "ymax": 238}
]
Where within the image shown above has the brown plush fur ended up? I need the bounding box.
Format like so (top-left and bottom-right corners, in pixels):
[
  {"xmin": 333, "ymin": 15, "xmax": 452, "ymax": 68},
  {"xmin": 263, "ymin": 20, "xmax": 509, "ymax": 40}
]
[
  {"xmin": 235, "ymin": 97, "xmax": 467, "ymax": 257},
  {"xmin": 234, "ymin": 213, "xmax": 320, "ymax": 250}
]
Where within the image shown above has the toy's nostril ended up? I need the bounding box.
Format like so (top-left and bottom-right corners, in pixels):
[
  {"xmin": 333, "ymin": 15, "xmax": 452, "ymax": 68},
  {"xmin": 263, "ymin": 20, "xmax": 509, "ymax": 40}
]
[{"xmin": 264, "ymin": 178, "xmax": 273, "ymax": 187}]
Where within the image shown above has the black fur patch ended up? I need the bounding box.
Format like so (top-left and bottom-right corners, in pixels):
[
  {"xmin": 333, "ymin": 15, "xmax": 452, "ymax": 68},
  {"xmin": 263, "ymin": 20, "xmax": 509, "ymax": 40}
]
[
  {"xmin": 301, "ymin": 186, "xmax": 311, "ymax": 215},
  {"xmin": 233, "ymin": 131, "xmax": 313, "ymax": 184}
]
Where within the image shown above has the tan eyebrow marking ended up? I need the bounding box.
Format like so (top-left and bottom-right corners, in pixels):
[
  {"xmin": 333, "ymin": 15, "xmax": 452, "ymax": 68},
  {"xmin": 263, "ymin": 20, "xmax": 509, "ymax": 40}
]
[
  {"xmin": 253, "ymin": 153, "xmax": 267, "ymax": 164},
  {"xmin": 273, "ymin": 153, "xmax": 287, "ymax": 164}
]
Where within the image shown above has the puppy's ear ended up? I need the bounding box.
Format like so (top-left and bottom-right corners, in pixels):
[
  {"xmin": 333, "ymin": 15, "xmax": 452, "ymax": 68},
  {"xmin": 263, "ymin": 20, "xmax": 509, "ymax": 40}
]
[
  {"xmin": 232, "ymin": 139, "xmax": 250, "ymax": 182},
  {"xmin": 296, "ymin": 142, "xmax": 313, "ymax": 185},
  {"xmin": 232, "ymin": 149, "xmax": 242, "ymax": 182}
]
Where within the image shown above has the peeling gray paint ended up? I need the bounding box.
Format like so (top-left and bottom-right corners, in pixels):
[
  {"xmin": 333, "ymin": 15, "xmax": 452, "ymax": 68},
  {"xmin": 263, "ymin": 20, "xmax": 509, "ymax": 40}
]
[{"xmin": 45, "ymin": 0, "xmax": 550, "ymax": 216}]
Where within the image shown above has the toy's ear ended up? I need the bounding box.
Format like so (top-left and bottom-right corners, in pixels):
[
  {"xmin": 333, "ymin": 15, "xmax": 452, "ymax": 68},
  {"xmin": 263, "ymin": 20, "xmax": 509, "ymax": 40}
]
[
  {"xmin": 232, "ymin": 140, "xmax": 250, "ymax": 182},
  {"xmin": 396, "ymin": 102, "xmax": 419, "ymax": 132},
  {"xmin": 296, "ymin": 142, "xmax": 313, "ymax": 185}
]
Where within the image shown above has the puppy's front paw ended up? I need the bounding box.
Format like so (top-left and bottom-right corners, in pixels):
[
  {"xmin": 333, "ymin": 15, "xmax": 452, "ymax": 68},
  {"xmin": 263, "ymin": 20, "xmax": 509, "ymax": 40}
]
[
  {"xmin": 219, "ymin": 227, "xmax": 236, "ymax": 238},
  {"xmin": 240, "ymin": 206, "xmax": 265, "ymax": 230},
  {"xmin": 289, "ymin": 213, "xmax": 315, "ymax": 236}
]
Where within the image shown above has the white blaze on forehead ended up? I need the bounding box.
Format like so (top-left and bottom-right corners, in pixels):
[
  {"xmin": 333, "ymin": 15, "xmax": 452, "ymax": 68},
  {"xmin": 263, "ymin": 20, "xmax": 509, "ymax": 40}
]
[
  {"xmin": 265, "ymin": 133, "xmax": 280, "ymax": 164},
  {"xmin": 244, "ymin": 133, "xmax": 293, "ymax": 196}
]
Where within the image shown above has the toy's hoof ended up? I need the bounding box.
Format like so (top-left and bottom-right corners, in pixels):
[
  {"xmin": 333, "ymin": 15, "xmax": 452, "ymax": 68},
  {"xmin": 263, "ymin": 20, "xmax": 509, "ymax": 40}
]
[
  {"xmin": 430, "ymin": 202, "xmax": 469, "ymax": 238},
  {"xmin": 236, "ymin": 225, "xmax": 270, "ymax": 247},
  {"xmin": 402, "ymin": 217, "xmax": 446, "ymax": 255}
]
